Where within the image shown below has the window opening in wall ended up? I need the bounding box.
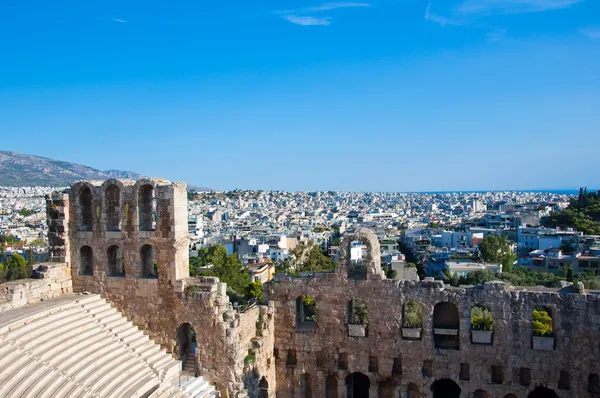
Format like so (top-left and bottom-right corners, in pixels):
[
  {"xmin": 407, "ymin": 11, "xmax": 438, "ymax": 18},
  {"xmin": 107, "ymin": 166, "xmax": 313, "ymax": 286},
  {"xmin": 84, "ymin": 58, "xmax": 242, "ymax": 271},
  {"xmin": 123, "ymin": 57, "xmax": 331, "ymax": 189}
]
[
  {"xmin": 273, "ymin": 348, "xmax": 279, "ymax": 359},
  {"xmin": 520, "ymin": 368, "xmax": 531, "ymax": 386},
  {"xmin": 107, "ymin": 245, "xmax": 124, "ymax": 277},
  {"xmin": 78, "ymin": 186, "xmax": 93, "ymax": 232},
  {"xmin": 345, "ymin": 372, "xmax": 370, "ymax": 398},
  {"xmin": 407, "ymin": 383, "xmax": 420, "ymax": 398},
  {"xmin": 368, "ymin": 356, "xmax": 378, "ymax": 373},
  {"xmin": 300, "ymin": 373, "xmax": 312, "ymax": 398},
  {"xmin": 433, "ymin": 302, "xmax": 460, "ymax": 349},
  {"xmin": 79, "ymin": 246, "xmax": 93, "ymax": 276},
  {"xmin": 316, "ymin": 351, "xmax": 325, "ymax": 369},
  {"xmin": 558, "ymin": 371, "xmax": 570, "ymax": 390},
  {"xmin": 422, "ymin": 360, "xmax": 433, "ymax": 378},
  {"xmin": 532, "ymin": 306, "xmax": 554, "ymax": 350},
  {"xmin": 296, "ymin": 295, "xmax": 317, "ymax": 329},
  {"xmin": 338, "ymin": 353, "xmax": 347, "ymax": 370},
  {"xmin": 138, "ymin": 184, "xmax": 157, "ymax": 231},
  {"xmin": 258, "ymin": 377, "xmax": 268, "ymax": 398},
  {"xmin": 459, "ymin": 363, "xmax": 470, "ymax": 381},
  {"xmin": 141, "ymin": 244, "xmax": 157, "ymax": 278},
  {"xmin": 471, "ymin": 304, "xmax": 493, "ymax": 344},
  {"xmin": 325, "ymin": 375, "xmax": 338, "ymax": 398},
  {"xmin": 286, "ymin": 350, "xmax": 297, "ymax": 367},
  {"xmin": 491, "ymin": 366, "xmax": 504, "ymax": 384},
  {"xmin": 527, "ymin": 386, "xmax": 559, "ymax": 398},
  {"xmin": 105, "ymin": 184, "xmax": 121, "ymax": 231},
  {"xmin": 473, "ymin": 390, "xmax": 489, "ymax": 398},
  {"xmin": 378, "ymin": 379, "xmax": 394, "ymax": 398},
  {"xmin": 392, "ymin": 357, "xmax": 402, "ymax": 376},
  {"xmin": 346, "ymin": 241, "xmax": 367, "ymax": 280},
  {"xmin": 431, "ymin": 379, "xmax": 461, "ymax": 398},
  {"xmin": 348, "ymin": 298, "xmax": 368, "ymax": 337},
  {"xmin": 402, "ymin": 300, "xmax": 422, "ymax": 340}
]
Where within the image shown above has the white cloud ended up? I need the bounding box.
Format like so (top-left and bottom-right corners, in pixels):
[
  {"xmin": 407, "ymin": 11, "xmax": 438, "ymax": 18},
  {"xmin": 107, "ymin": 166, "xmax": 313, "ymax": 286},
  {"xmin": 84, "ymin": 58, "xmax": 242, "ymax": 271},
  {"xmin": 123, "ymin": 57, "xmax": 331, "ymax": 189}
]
[
  {"xmin": 456, "ymin": 0, "xmax": 582, "ymax": 15},
  {"xmin": 283, "ymin": 15, "xmax": 332, "ymax": 26},
  {"xmin": 425, "ymin": 3, "xmax": 461, "ymax": 26},
  {"xmin": 277, "ymin": 2, "xmax": 370, "ymax": 26},
  {"xmin": 112, "ymin": 18, "xmax": 127, "ymax": 23},
  {"xmin": 580, "ymin": 26, "xmax": 600, "ymax": 39}
]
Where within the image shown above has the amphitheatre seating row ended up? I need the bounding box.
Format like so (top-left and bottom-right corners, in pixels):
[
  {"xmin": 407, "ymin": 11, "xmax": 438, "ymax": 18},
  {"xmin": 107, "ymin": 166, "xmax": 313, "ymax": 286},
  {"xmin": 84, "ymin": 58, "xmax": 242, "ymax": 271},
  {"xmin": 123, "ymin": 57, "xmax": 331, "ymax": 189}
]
[{"xmin": 0, "ymin": 293, "xmax": 218, "ymax": 398}]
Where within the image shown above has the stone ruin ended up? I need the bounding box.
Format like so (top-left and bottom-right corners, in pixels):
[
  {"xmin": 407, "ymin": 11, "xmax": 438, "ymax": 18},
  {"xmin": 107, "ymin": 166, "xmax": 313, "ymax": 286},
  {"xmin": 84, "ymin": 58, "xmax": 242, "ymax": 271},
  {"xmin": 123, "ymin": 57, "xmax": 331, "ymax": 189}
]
[{"xmin": 41, "ymin": 179, "xmax": 600, "ymax": 397}]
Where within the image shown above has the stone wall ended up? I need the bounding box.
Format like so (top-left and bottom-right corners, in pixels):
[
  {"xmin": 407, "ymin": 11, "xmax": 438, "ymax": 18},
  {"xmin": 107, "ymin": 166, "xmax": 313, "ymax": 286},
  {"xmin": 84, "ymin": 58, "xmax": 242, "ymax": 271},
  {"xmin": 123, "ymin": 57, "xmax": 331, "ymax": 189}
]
[
  {"xmin": 0, "ymin": 263, "xmax": 72, "ymax": 312},
  {"xmin": 269, "ymin": 272, "xmax": 600, "ymax": 397},
  {"xmin": 46, "ymin": 179, "xmax": 276, "ymax": 397}
]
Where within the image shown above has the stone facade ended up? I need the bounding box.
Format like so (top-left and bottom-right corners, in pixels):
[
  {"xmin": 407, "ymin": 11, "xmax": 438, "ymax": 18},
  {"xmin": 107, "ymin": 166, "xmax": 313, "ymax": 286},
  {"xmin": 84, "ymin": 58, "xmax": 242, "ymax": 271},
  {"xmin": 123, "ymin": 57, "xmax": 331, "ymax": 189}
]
[
  {"xmin": 268, "ymin": 229, "xmax": 600, "ymax": 397},
  {"xmin": 0, "ymin": 263, "xmax": 72, "ymax": 312},
  {"xmin": 45, "ymin": 179, "xmax": 275, "ymax": 397}
]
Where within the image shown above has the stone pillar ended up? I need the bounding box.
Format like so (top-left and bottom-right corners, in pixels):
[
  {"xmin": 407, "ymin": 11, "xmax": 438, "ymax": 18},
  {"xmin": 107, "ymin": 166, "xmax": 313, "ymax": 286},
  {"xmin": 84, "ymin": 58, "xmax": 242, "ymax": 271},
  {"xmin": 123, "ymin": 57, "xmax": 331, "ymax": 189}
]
[{"xmin": 46, "ymin": 192, "xmax": 70, "ymax": 264}]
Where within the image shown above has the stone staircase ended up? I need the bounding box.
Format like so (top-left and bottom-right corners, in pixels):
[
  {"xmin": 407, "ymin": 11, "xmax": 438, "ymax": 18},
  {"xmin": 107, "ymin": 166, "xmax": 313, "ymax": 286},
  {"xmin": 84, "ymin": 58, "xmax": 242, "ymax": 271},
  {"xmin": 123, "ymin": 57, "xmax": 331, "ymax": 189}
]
[{"xmin": 0, "ymin": 293, "xmax": 208, "ymax": 397}]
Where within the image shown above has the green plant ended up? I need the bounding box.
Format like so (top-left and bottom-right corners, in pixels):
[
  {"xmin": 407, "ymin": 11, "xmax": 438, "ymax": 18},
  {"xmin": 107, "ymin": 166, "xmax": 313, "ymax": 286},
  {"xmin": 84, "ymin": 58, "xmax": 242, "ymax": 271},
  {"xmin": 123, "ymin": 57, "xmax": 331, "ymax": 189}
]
[
  {"xmin": 302, "ymin": 296, "xmax": 317, "ymax": 322},
  {"xmin": 349, "ymin": 298, "xmax": 368, "ymax": 325},
  {"xmin": 403, "ymin": 301, "xmax": 422, "ymax": 328},
  {"xmin": 470, "ymin": 306, "xmax": 493, "ymax": 331},
  {"xmin": 244, "ymin": 348, "xmax": 256, "ymax": 366},
  {"xmin": 532, "ymin": 308, "xmax": 553, "ymax": 336}
]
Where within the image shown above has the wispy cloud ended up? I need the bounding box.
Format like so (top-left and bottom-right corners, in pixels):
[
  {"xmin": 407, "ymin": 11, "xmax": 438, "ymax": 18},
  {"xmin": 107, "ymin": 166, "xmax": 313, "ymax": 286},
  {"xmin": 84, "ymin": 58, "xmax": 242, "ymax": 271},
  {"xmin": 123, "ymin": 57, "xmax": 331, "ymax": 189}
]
[
  {"xmin": 580, "ymin": 26, "xmax": 600, "ymax": 39},
  {"xmin": 112, "ymin": 18, "xmax": 127, "ymax": 23},
  {"xmin": 283, "ymin": 15, "xmax": 332, "ymax": 26},
  {"xmin": 456, "ymin": 0, "xmax": 583, "ymax": 15},
  {"xmin": 425, "ymin": 3, "xmax": 461, "ymax": 26},
  {"xmin": 278, "ymin": 2, "xmax": 370, "ymax": 26}
]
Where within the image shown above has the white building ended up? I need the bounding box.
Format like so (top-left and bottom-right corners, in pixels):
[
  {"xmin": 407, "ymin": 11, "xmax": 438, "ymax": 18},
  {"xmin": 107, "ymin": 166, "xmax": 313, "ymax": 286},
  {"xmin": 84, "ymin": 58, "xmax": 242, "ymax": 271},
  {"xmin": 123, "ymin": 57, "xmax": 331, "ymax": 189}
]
[{"xmin": 444, "ymin": 261, "xmax": 502, "ymax": 277}]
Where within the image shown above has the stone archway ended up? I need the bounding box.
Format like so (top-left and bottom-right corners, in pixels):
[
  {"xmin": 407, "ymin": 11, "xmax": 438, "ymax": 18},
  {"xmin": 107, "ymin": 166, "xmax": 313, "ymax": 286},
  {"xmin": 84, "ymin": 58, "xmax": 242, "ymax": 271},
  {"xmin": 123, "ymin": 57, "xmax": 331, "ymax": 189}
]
[
  {"xmin": 528, "ymin": 387, "xmax": 559, "ymax": 398},
  {"xmin": 431, "ymin": 379, "xmax": 461, "ymax": 398},
  {"xmin": 258, "ymin": 376, "xmax": 269, "ymax": 398},
  {"xmin": 338, "ymin": 228, "xmax": 384, "ymax": 280},
  {"xmin": 176, "ymin": 322, "xmax": 197, "ymax": 373},
  {"xmin": 346, "ymin": 372, "xmax": 370, "ymax": 398}
]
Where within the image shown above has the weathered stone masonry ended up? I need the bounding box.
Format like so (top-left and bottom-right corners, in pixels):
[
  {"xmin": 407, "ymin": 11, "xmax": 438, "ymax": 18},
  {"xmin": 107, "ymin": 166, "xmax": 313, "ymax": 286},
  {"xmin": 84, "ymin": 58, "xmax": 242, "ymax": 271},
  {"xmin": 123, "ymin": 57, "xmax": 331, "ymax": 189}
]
[
  {"xmin": 268, "ymin": 229, "xmax": 600, "ymax": 397},
  {"xmin": 46, "ymin": 179, "xmax": 275, "ymax": 397}
]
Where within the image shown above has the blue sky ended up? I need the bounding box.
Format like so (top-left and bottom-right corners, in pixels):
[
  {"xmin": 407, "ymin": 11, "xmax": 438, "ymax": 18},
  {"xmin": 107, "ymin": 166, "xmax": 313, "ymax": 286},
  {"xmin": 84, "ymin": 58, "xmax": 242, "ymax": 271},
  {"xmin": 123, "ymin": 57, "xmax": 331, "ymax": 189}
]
[{"xmin": 0, "ymin": 0, "xmax": 599, "ymax": 191}]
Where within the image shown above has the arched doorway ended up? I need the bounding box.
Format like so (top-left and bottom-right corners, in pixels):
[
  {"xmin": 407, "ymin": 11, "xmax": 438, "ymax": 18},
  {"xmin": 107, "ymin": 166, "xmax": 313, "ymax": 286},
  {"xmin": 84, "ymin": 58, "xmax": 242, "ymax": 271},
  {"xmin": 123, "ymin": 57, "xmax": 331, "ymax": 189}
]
[
  {"xmin": 326, "ymin": 375, "xmax": 338, "ymax": 398},
  {"xmin": 176, "ymin": 323, "xmax": 197, "ymax": 373},
  {"xmin": 258, "ymin": 376, "xmax": 268, "ymax": 398},
  {"xmin": 431, "ymin": 379, "xmax": 461, "ymax": 398},
  {"xmin": 346, "ymin": 372, "xmax": 370, "ymax": 398},
  {"xmin": 528, "ymin": 387, "xmax": 559, "ymax": 398},
  {"xmin": 473, "ymin": 390, "xmax": 489, "ymax": 398},
  {"xmin": 407, "ymin": 383, "xmax": 420, "ymax": 398},
  {"xmin": 379, "ymin": 379, "xmax": 394, "ymax": 398}
]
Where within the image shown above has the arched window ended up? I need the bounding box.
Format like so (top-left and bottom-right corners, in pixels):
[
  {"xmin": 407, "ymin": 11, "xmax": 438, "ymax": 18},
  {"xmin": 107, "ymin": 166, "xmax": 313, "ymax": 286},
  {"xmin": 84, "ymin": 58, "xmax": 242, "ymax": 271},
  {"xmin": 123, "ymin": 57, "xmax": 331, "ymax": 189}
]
[
  {"xmin": 431, "ymin": 379, "xmax": 460, "ymax": 398},
  {"xmin": 325, "ymin": 375, "xmax": 337, "ymax": 398},
  {"xmin": 105, "ymin": 185, "xmax": 121, "ymax": 231},
  {"xmin": 532, "ymin": 306, "xmax": 554, "ymax": 350},
  {"xmin": 107, "ymin": 245, "xmax": 124, "ymax": 277},
  {"xmin": 296, "ymin": 296, "xmax": 317, "ymax": 329},
  {"xmin": 138, "ymin": 184, "xmax": 156, "ymax": 231},
  {"xmin": 402, "ymin": 300, "xmax": 423, "ymax": 339},
  {"xmin": 79, "ymin": 246, "xmax": 93, "ymax": 276},
  {"xmin": 474, "ymin": 390, "xmax": 489, "ymax": 398},
  {"xmin": 258, "ymin": 377, "xmax": 269, "ymax": 398},
  {"xmin": 528, "ymin": 387, "xmax": 558, "ymax": 398},
  {"xmin": 141, "ymin": 244, "xmax": 157, "ymax": 278},
  {"xmin": 471, "ymin": 303, "xmax": 493, "ymax": 344},
  {"xmin": 378, "ymin": 379, "xmax": 394, "ymax": 398},
  {"xmin": 300, "ymin": 373, "xmax": 312, "ymax": 398},
  {"xmin": 348, "ymin": 298, "xmax": 368, "ymax": 337},
  {"xmin": 433, "ymin": 302, "xmax": 460, "ymax": 349},
  {"xmin": 347, "ymin": 241, "xmax": 367, "ymax": 280},
  {"xmin": 407, "ymin": 383, "xmax": 420, "ymax": 398},
  {"xmin": 78, "ymin": 186, "xmax": 93, "ymax": 231},
  {"xmin": 345, "ymin": 373, "xmax": 370, "ymax": 398}
]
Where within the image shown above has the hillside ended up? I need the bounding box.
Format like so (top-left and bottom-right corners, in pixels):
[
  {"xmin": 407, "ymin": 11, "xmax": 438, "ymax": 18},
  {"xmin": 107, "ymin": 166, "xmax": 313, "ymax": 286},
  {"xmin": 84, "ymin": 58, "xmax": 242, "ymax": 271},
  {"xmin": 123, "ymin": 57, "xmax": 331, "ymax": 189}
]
[
  {"xmin": 0, "ymin": 150, "xmax": 146, "ymax": 187},
  {"xmin": 544, "ymin": 188, "xmax": 600, "ymax": 235}
]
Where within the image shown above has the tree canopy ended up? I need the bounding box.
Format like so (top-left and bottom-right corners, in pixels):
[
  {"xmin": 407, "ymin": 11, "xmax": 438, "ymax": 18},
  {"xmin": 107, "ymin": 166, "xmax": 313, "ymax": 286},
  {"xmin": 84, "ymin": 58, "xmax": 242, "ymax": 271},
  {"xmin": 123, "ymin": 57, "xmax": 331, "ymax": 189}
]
[
  {"xmin": 0, "ymin": 253, "xmax": 32, "ymax": 283},
  {"xmin": 477, "ymin": 235, "xmax": 515, "ymax": 272},
  {"xmin": 544, "ymin": 187, "xmax": 600, "ymax": 235},
  {"xmin": 289, "ymin": 242, "xmax": 337, "ymax": 274}
]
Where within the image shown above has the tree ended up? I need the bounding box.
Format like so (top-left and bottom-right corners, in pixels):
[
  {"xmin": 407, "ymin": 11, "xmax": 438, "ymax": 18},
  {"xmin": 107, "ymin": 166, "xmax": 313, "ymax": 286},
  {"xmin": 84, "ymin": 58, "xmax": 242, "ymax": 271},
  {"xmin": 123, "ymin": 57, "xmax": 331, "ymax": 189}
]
[
  {"xmin": 386, "ymin": 268, "xmax": 398, "ymax": 280},
  {"xmin": 559, "ymin": 240, "xmax": 577, "ymax": 256},
  {"xmin": 532, "ymin": 308, "xmax": 553, "ymax": 336},
  {"xmin": 291, "ymin": 242, "xmax": 337, "ymax": 273},
  {"xmin": 246, "ymin": 281, "xmax": 263, "ymax": 302},
  {"xmin": 477, "ymin": 235, "xmax": 515, "ymax": 272},
  {"xmin": 566, "ymin": 266, "xmax": 574, "ymax": 282}
]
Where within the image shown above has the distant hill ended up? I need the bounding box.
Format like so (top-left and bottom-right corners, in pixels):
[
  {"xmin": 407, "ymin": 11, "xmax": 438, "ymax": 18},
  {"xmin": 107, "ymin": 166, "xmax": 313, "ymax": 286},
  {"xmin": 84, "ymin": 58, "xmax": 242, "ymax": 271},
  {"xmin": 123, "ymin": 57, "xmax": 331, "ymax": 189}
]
[{"xmin": 0, "ymin": 150, "xmax": 147, "ymax": 187}]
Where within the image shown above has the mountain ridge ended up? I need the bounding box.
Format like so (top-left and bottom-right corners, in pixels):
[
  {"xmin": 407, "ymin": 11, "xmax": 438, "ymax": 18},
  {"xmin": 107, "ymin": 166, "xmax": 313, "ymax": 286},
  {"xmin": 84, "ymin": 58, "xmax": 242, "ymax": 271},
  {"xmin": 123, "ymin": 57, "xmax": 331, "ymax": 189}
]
[{"xmin": 0, "ymin": 150, "xmax": 210, "ymax": 190}]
